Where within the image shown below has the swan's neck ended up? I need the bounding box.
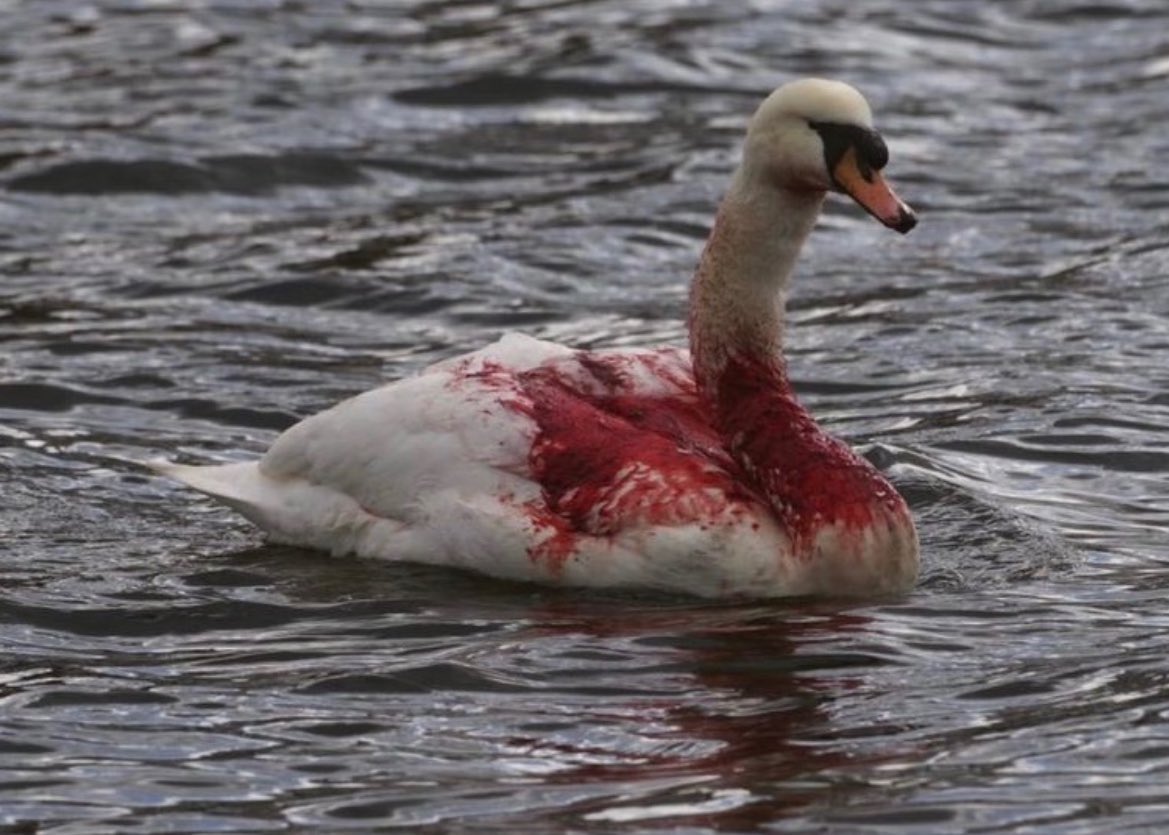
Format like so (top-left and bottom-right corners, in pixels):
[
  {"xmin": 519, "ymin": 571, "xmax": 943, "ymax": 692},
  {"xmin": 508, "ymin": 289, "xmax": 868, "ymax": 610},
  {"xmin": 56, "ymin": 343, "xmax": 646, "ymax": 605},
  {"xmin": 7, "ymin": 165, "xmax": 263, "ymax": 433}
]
[
  {"xmin": 682, "ymin": 155, "xmax": 918, "ymax": 588},
  {"xmin": 690, "ymin": 176, "xmax": 875, "ymax": 546},
  {"xmin": 688, "ymin": 173, "xmax": 825, "ymax": 397}
]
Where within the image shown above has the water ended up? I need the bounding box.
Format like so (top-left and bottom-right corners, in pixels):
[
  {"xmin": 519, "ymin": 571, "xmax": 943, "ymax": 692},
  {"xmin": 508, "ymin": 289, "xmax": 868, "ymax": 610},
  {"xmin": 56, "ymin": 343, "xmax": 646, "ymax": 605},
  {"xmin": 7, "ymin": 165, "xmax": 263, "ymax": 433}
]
[{"xmin": 3, "ymin": 0, "xmax": 1169, "ymax": 831}]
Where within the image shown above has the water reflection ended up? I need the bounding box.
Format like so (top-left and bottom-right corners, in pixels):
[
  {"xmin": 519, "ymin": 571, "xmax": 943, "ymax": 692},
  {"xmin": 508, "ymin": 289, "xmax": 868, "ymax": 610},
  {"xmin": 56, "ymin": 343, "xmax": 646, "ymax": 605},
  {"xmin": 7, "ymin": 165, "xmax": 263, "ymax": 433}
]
[
  {"xmin": 530, "ymin": 605, "xmax": 880, "ymax": 829},
  {"xmin": 263, "ymin": 590, "xmax": 898, "ymax": 829}
]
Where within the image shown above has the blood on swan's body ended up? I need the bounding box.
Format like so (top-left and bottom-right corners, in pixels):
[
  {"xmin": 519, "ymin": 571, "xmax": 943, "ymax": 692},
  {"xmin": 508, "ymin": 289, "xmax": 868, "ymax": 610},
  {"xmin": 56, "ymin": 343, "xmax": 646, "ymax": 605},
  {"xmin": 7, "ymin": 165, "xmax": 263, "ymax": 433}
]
[{"xmin": 154, "ymin": 78, "xmax": 922, "ymax": 598}]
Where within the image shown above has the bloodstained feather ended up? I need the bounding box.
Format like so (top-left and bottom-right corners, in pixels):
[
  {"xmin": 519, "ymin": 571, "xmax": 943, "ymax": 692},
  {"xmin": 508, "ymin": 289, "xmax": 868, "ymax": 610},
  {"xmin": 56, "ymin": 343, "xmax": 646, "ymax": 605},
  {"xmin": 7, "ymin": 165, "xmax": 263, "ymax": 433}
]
[
  {"xmin": 714, "ymin": 352, "xmax": 910, "ymax": 553},
  {"xmin": 445, "ymin": 347, "xmax": 908, "ymax": 571}
]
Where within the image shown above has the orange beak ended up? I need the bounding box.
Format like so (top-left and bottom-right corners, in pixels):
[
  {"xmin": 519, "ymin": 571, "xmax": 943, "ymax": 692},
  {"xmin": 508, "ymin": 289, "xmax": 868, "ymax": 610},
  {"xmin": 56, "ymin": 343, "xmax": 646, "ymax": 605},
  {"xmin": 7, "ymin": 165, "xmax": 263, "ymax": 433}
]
[{"xmin": 832, "ymin": 146, "xmax": 917, "ymax": 234}]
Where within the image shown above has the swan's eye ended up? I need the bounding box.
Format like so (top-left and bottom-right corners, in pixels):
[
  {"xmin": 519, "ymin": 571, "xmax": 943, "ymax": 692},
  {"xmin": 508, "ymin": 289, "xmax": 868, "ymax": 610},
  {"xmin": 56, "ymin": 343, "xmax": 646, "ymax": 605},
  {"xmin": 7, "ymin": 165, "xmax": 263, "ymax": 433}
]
[
  {"xmin": 856, "ymin": 129, "xmax": 889, "ymax": 171},
  {"xmin": 808, "ymin": 121, "xmax": 889, "ymax": 179}
]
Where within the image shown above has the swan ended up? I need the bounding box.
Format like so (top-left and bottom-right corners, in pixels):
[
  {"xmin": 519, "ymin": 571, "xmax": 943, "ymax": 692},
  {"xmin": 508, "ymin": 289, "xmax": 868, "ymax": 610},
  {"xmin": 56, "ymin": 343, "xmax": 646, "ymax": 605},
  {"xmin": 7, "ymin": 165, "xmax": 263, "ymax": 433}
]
[{"xmin": 155, "ymin": 78, "xmax": 920, "ymax": 598}]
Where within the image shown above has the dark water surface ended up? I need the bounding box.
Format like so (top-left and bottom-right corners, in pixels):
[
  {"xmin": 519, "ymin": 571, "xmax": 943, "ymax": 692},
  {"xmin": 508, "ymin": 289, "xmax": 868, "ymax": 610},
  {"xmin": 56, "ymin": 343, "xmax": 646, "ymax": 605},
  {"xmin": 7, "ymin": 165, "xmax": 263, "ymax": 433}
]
[{"xmin": 3, "ymin": 1, "xmax": 1169, "ymax": 832}]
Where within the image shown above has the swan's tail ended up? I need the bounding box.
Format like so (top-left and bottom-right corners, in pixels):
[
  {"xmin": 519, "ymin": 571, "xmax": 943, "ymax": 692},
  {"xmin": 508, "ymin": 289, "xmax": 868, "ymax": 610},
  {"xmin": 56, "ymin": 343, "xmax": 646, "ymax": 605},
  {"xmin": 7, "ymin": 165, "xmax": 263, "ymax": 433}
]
[
  {"xmin": 149, "ymin": 458, "xmax": 306, "ymax": 530},
  {"xmin": 149, "ymin": 458, "xmax": 376, "ymax": 554},
  {"xmin": 148, "ymin": 456, "xmax": 265, "ymax": 507}
]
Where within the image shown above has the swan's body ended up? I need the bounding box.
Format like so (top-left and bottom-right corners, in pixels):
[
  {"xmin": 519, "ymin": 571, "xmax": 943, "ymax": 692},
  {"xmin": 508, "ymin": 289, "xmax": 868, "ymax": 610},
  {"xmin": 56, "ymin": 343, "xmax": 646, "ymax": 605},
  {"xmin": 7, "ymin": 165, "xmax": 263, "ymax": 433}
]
[{"xmin": 157, "ymin": 78, "xmax": 921, "ymax": 598}]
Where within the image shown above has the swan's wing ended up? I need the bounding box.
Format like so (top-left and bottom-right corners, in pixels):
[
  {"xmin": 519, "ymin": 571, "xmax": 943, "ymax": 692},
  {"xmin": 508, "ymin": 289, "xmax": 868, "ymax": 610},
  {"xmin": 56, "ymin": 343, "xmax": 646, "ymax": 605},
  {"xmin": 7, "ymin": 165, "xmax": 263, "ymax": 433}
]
[
  {"xmin": 260, "ymin": 334, "xmax": 573, "ymax": 518},
  {"xmin": 259, "ymin": 339, "xmax": 705, "ymax": 519}
]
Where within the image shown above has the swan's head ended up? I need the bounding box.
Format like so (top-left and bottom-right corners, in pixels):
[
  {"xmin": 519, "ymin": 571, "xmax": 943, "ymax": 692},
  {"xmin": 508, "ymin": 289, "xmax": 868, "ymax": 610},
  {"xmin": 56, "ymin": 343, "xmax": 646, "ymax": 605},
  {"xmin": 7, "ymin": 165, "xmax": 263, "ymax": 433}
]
[{"xmin": 743, "ymin": 78, "xmax": 916, "ymax": 234}]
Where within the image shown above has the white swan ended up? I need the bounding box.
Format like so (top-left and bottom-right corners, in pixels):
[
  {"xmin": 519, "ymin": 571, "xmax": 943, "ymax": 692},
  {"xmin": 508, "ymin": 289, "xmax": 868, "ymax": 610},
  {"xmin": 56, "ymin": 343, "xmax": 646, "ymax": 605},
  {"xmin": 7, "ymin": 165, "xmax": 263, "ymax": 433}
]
[{"xmin": 156, "ymin": 78, "xmax": 920, "ymax": 598}]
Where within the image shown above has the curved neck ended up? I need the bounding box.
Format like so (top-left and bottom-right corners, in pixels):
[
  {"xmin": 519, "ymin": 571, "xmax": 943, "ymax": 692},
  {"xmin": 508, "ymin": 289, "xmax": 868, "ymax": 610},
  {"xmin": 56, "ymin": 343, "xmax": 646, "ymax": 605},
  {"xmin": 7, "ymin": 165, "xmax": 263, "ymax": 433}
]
[
  {"xmin": 686, "ymin": 178, "xmax": 910, "ymax": 556},
  {"xmin": 688, "ymin": 174, "xmax": 825, "ymax": 397}
]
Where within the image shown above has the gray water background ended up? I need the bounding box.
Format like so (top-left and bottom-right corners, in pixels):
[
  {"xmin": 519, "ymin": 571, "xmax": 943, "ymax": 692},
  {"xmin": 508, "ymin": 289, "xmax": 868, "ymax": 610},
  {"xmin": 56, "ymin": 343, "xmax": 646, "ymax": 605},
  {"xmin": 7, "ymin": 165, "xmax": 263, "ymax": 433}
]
[{"xmin": 3, "ymin": 1, "xmax": 1169, "ymax": 831}]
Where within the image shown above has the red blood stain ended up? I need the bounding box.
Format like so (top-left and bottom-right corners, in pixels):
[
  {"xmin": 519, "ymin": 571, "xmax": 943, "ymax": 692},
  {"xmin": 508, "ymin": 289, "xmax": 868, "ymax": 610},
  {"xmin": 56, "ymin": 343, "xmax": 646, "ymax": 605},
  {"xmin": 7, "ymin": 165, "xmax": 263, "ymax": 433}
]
[
  {"xmin": 444, "ymin": 358, "xmax": 530, "ymax": 414},
  {"xmin": 519, "ymin": 498, "xmax": 578, "ymax": 575},
  {"xmin": 714, "ymin": 352, "xmax": 910, "ymax": 554},
  {"xmin": 509, "ymin": 355, "xmax": 768, "ymax": 569},
  {"xmin": 522, "ymin": 370, "xmax": 756, "ymax": 525},
  {"xmin": 444, "ymin": 347, "xmax": 908, "ymax": 571}
]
